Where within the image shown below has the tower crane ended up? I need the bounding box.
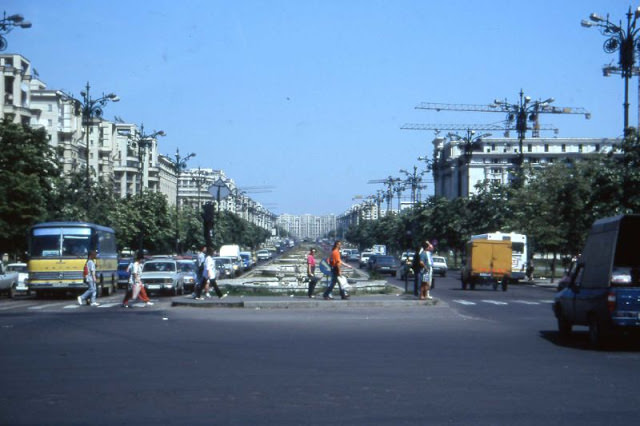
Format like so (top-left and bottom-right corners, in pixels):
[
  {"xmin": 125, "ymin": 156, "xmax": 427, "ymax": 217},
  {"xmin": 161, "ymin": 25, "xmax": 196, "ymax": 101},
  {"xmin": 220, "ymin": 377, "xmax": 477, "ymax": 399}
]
[
  {"xmin": 412, "ymin": 90, "xmax": 590, "ymax": 141},
  {"xmin": 406, "ymin": 90, "xmax": 591, "ymax": 184}
]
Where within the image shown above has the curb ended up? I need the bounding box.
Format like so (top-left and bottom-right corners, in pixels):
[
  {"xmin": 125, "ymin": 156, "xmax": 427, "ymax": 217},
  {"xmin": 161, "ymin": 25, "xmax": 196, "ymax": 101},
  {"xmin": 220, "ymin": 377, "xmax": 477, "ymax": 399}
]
[{"xmin": 171, "ymin": 296, "xmax": 440, "ymax": 309}]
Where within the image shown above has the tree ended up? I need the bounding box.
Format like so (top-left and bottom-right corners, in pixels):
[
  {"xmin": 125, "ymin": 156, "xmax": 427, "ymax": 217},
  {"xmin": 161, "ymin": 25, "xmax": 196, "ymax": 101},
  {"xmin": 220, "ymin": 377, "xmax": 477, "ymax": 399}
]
[{"xmin": 0, "ymin": 121, "xmax": 58, "ymax": 259}]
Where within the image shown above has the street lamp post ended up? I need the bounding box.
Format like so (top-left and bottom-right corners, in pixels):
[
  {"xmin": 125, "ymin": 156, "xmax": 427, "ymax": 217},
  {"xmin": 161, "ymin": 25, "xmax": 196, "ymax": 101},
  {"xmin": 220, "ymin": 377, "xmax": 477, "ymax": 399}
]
[
  {"xmin": 493, "ymin": 90, "xmax": 554, "ymax": 170},
  {"xmin": 79, "ymin": 82, "xmax": 120, "ymax": 186},
  {"xmin": 582, "ymin": 7, "xmax": 640, "ymax": 134},
  {"xmin": 400, "ymin": 166, "xmax": 426, "ymax": 205},
  {"xmin": 447, "ymin": 129, "xmax": 491, "ymax": 197},
  {"xmin": 61, "ymin": 82, "xmax": 119, "ymax": 214},
  {"xmin": 0, "ymin": 11, "xmax": 31, "ymax": 51},
  {"xmin": 168, "ymin": 148, "xmax": 195, "ymax": 254},
  {"xmin": 128, "ymin": 123, "xmax": 165, "ymax": 195},
  {"xmin": 191, "ymin": 167, "xmax": 208, "ymax": 210}
]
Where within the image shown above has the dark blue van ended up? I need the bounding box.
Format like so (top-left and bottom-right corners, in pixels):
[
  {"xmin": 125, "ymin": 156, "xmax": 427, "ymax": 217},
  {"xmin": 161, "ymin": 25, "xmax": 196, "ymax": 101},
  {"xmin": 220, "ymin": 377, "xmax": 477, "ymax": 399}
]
[{"xmin": 553, "ymin": 214, "xmax": 640, "ymax": 347}]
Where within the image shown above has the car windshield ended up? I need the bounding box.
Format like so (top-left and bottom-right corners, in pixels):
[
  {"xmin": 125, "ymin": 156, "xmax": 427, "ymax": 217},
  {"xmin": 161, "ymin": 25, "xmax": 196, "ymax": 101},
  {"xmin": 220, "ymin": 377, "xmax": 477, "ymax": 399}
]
[
  {"xmin": 7, "ymin": 265, "xmax": 27, "ymax": 273},
  {"xmin": 143, "ymin": 262, "xmax": 176, "ymax": 272},
  {"xmin": 433, "ymin": 257, "xmax": 445, "ymax": 263},
  {"xmin": 178, "ymin": 262, "xmax": 196, "ymax": 273},
  {"xmin": 377, "ymin": 256, "xmax": 396, "ymax": 265}
]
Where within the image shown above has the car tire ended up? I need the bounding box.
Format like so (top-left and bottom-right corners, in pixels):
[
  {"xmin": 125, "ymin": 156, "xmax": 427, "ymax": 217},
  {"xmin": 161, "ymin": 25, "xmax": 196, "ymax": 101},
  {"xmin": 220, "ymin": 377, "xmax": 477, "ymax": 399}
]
[
  {"xmin": 9, "ymin": 283, "xmax": 17, "ymax": 299},
  {"xmin": 558, "ymin": 316, "xmax": 572, "ymax": 338},
  {"xmin": 588, "ymin": 314, "xmax": 607, "ymax": 349}
]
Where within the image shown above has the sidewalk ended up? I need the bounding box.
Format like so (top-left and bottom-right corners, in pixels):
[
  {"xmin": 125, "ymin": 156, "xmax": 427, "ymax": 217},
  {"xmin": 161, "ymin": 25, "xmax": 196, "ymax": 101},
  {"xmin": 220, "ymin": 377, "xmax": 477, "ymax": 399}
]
[{"xmin": 171, "ymin": 293, "xmax": 440, "ymax": 309}]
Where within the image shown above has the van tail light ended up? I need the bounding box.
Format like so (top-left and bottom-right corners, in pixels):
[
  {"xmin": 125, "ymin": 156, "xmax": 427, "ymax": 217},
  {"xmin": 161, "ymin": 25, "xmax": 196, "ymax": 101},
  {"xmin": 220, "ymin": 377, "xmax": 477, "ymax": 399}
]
[{"xmin": 607, "ymin": 290, "xmax": 616, "ymax": 313}]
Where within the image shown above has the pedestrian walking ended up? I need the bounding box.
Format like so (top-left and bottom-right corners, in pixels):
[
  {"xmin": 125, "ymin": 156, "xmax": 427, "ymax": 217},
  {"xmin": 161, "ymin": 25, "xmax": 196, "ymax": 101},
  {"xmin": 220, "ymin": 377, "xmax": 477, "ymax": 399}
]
[
  {"xmin": 322, "ymin": 240, "xmax": 352, "ymax": 300},
  {"xmin": 191, "ymin": 245, "xmax": 206, "ymax": 298},
  {"xmin": 77, "ymin": 250, "xmax": 99, "ymax": 307},
  {"xmin": 122, "ymin": 252, "xmax": 153, "ymax": 307},
  {"xmin": 307, "ymin": 248, "xmax": 319, "ymax": 298},
  {"xmin": 194, "ymin": 247, "xmax": 227, "ymax": 300}
]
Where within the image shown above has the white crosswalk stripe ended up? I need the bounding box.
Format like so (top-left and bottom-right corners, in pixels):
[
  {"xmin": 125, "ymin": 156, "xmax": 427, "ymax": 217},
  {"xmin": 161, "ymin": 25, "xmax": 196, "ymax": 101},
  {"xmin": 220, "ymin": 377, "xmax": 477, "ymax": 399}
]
[
  {"xmin": 452, "ymin": 299, "xmax": 476, "ymax": 305},
  {"xmin": 28, "ymin": 303, "xmax": 63, "ymax": 310},
  {"xmin": 512, "ymin": 300, "xmax": 540, "ymax": 305},
  {"xmin": 482, "ymin": 300, "xmax": 508, "ymax": 305}
]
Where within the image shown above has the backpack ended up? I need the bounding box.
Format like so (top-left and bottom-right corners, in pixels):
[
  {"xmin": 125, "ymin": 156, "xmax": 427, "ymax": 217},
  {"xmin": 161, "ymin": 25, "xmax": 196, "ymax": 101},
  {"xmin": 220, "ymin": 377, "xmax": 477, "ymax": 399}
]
[{"xmin": 83, "ymin": 261, "xmax": 89, "ymax": 281}]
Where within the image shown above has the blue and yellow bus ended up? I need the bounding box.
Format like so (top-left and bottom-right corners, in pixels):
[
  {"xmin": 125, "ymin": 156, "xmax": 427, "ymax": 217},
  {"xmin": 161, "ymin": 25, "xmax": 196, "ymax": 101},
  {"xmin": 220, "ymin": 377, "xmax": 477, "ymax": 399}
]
[{"xmin": 27, "ymin": 222, "xmax": 118, "ymax": 297}]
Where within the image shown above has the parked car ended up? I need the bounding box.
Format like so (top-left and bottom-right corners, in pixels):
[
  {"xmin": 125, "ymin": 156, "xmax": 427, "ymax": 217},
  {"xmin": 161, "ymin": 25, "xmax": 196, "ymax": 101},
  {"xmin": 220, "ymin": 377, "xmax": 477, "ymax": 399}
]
[
  {"xmin": 5, "ymin": 262, "xmax": 28, "ymax": 297},
  {"xmin": 256, "ymin": 249, "xmax": 272, "ymax": 261},
  {"xmin": 359, "ymin": 251, "xmax": 374, "ymax": 268},
  {"xmin": 432, "ymin": 256, "xmax": 448, "ymax": 277},
  {"xmin": 140, "ymin": 258, "xmax": 185, "ymax": 296},
  {"xmin": 370, "ymin": 255, "xmax": 401, "ymax": 276},
  {"xmin": 117, "ymin": 258, "xmax": 132, "ymax": 289},
  {"xmin": 177, "ymin": 259, "xmax": 198, "ymax": 293},
  {"xmin": 213, "ymin": 256, "xmax": 236, "ymax": 278}
]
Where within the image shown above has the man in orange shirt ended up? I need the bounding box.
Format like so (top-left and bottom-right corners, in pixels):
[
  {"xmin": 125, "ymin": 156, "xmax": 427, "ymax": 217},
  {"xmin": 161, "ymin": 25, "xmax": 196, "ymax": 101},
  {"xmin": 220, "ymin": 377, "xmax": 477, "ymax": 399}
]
[{"xmin": 322, "ymin": 240, "xmax": 352, "ymax": 300}]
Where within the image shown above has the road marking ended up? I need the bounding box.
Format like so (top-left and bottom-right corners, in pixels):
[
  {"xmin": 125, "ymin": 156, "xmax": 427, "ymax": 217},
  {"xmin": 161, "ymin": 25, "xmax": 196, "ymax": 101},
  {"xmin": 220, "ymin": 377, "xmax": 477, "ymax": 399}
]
[
  {"xmin": 482, "ymin": 300, "xmax": 508, "ymax": 305},
  {"xmin": 63, "ymin": 305, "xmax": 81, "ymax": 309},
  {"xmin": 512, "ymin": 300, "xmax": 540, "ymax": 305},
  {"xmin": 452, "ymin": 300, "xmax": 476, "ymax": 305},
  {"xmin": 0, "ymin": 303, "xmax": 36, "ymax": 311},
  {"xmin": 539, "ymin": 300, "xmax": 555, "ymax": 304},
  {"xmin": 28, "ymin": 303, "xmax": 63, "ymax": 310},
  {"xmin": 97, "ymin": 303, "xmax": 120, "ymax": 308}
]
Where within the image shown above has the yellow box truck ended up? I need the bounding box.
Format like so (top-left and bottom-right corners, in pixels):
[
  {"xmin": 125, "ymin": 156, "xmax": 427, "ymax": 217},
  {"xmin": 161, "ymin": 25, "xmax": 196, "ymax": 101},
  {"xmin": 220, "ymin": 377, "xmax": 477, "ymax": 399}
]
[{"xmin": 461, "ymin": 239, "xmax": 512, "ymax": 291}]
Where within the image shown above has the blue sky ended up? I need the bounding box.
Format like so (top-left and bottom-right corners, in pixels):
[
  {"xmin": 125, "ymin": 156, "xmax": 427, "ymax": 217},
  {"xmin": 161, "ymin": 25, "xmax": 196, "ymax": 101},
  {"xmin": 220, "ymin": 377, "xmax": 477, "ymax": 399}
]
[{"xmin": 5, "ymin": 0, "xmax": 635, "ymax": 215}]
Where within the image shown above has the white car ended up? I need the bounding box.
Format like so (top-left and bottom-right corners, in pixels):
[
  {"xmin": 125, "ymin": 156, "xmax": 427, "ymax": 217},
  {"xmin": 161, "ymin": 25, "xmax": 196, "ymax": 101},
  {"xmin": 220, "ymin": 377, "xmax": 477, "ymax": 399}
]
[
  {"xmin": 256, "ymin": 249, "xmax": 272, "ymax": 261},
  {"xmin": 6, "ymin": 263, "xmax": 29, "ymax": 293},
  {"xmin": 1, "ymin": 263, "xmax": 24, "ymax": 298},
  {"xmin": 432, "ymin": 256, "xmax": 448, "ymax": 277}
]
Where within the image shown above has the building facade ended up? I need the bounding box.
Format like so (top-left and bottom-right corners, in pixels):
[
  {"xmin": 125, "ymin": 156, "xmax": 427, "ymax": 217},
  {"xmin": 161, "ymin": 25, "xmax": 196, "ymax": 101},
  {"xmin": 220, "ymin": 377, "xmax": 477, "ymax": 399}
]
[
  {"xmin": 1, "ymin": 53, "xmax": 275, "ymax": 230},
  {"xmin": 431, "ymin": 135, "xmax": 620, "ymax": 199}
]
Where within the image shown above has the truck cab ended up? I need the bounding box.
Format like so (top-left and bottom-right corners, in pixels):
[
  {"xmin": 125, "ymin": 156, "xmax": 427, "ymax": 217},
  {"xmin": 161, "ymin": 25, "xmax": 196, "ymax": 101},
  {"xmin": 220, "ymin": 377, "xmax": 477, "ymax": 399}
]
[{"xmin": 553, "ymin": 214, "xmax": 640, "ymax": 347}]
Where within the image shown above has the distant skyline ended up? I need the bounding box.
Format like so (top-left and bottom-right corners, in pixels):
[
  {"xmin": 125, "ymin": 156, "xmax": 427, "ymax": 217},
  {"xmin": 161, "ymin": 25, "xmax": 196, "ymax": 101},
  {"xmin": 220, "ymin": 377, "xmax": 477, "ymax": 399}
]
[{"xmin": 5, "ymin": 0, "xmax": 635, "ymax": 215}]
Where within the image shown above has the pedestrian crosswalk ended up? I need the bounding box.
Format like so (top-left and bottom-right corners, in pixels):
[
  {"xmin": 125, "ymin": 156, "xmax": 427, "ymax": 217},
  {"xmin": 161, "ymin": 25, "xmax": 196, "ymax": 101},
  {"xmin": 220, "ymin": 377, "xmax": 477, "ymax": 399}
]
[{"xmin": 452, "ymin": 299, "xmax": 554, "ymax": 306}]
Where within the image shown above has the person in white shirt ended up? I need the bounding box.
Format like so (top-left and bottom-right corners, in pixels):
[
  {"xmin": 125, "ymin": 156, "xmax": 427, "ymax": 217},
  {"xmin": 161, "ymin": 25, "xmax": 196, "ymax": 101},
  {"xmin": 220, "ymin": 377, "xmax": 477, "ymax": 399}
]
[{"xmin": 194, "ymin": 247, "xmax": 228, "ymax": 300}]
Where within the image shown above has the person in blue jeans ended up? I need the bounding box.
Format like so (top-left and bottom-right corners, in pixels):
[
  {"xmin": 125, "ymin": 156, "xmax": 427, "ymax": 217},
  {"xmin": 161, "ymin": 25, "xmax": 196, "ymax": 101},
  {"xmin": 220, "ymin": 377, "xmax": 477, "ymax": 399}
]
[{"xmin": 77, "ymin": 250, "xmax": 99, "ymax": 307}]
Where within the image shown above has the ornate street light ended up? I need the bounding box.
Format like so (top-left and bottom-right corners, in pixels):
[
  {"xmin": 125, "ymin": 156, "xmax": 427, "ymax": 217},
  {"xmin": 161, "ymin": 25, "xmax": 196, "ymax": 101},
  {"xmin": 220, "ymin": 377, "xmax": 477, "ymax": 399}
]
[
  {"xmin": 400, "ymin": 166, "xmax": 427, "ymax": 205},
  {"xmin": 167, "ymin": 148, "xmax": 195, "ymax": 253},
  {"xmin": 0, "ymin": 11, "xmax": 31, "ymax": 51},
  {"xmin": 492, "ymin": 90, "xmax": 554, "ymax": 170},
  {"xmin": 582, "ymin": 7, "xmax": 640, "ymax": 134},
  {"xmin": 127, "ymin": 123, "xmax": 165, "ymax": 195},
  {"xmin": 61, "ymin": 82, "xmax": 119, "ymax": 213}
]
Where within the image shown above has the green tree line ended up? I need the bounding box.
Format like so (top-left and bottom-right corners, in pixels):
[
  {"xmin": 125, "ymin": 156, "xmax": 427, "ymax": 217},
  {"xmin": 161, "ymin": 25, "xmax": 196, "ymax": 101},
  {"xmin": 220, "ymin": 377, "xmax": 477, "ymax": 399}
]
[
  {"xmin": 0, "ymin": 120, "xmax": 271, "ymax": 259},
  {"xmin": 346, "ymin": 130, "xmax": 640, "ymax": 275}
]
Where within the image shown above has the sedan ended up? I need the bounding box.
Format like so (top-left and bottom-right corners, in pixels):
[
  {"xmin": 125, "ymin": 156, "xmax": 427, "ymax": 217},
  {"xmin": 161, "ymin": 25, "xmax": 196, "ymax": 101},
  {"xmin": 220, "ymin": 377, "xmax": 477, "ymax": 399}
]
[
  {"xmin": 370, "ymin": 255, "xmax": 401, "ymax": 276},
  {"xmin": 140, "ymin": 258, "xmax": 185, "ymax": 296},
  {"xmin": 432, "ymin": 256, "xmax": 448, "ymax": 277},
  {"xmin": 177, "ymin": 259, "xmax": 198, "ymax": 293},
  {"xmin": 5, "ymin": 262, "xmax": 29, "ymax": 296}
]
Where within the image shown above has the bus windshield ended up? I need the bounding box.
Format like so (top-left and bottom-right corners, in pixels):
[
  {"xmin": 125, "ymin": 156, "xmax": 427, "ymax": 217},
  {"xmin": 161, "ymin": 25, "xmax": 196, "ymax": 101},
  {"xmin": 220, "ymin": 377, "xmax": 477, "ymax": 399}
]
[{"xmin": 31, "ymin": 227, "xmax": 92, "ymax": 257}]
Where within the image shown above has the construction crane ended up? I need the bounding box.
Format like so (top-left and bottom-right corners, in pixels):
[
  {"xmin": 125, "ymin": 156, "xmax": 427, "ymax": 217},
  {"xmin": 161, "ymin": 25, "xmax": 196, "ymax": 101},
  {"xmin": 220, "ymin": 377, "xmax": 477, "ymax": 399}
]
[
  {"xmin": 401, "ymin": 122, "xmax": 559, "ymax": 137},
  {"xmin": 413, "ymin": 90, "xmax": 590, "ymax": 141}
]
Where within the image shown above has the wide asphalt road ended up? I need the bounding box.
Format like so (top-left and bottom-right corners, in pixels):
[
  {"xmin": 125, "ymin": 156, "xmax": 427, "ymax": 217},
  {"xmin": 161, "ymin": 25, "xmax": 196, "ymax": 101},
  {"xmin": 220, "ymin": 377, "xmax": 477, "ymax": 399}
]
[{"xmin": 1, "ymin": 274, "xmax": 640, "ymax": 425}]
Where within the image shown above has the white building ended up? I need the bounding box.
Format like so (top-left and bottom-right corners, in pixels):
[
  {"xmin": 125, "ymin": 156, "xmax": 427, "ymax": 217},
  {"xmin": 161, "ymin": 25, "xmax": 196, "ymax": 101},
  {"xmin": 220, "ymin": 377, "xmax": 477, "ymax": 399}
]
[
  {"xmin": 1, "ymin": 53, "xmax": 276, "ymax": 230},
  {"xmin": 277, "ymin": 213, "xmax": 336, "ymax": 240},
  {"xmin": 431, "ymin": 135, "xmax": 621, "ymax": 199}
]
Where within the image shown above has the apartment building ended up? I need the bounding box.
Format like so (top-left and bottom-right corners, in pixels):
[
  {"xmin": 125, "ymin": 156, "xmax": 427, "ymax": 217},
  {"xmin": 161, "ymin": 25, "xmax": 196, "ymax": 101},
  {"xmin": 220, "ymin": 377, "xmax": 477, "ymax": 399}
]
[{"xmin": 1, "ymin": 53, "xmax": 275, "ymax": 230}]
